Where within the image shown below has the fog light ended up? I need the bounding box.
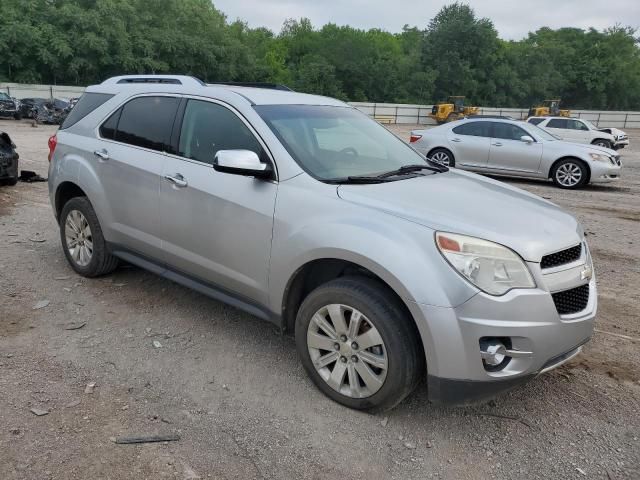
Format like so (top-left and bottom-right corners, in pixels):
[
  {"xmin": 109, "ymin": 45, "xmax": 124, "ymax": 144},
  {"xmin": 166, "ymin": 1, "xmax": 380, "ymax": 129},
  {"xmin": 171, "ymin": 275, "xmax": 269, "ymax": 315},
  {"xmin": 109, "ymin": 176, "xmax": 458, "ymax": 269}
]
[{"xmin": 483, "ymin": 342, "xmax": 506, "ymax": 366}]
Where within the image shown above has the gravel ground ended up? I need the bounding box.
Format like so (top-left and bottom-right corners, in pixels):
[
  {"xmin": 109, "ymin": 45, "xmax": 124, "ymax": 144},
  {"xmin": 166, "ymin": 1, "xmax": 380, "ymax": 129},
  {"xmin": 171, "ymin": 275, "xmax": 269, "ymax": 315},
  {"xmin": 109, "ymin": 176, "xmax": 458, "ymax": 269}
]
[{"xmin": 0, "ymin": 119, "xmax": 638, "ymax": 480}]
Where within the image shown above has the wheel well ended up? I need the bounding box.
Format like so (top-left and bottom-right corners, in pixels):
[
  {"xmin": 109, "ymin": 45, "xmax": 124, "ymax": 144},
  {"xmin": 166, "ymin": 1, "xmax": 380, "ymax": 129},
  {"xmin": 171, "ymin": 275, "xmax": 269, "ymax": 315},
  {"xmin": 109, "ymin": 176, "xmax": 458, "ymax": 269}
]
[
  {"xmin": 591, "ymin": 138, "xmax": 610, "ymax": 145},
  {"xmin": 282, "ymin": 259, "xmax": 418, "ymax": 338},
  {"xmin": 55, "ymin": 182, "xmax": 87, "ymax": 219},
  {"xmin": 549, "ymin": 157, "xmax": 591, "ymax": 182},
  {"xmin": 427, "ymin": 146, "xmax": 454, "ymax": 160}
]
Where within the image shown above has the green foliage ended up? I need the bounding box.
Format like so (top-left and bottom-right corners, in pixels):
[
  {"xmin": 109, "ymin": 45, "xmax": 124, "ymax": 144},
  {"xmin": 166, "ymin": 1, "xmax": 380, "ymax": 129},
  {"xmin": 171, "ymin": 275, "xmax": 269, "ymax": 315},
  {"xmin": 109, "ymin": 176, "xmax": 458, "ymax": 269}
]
[{"xmin": 1, "ymin": 0, "xmax": 639, "ymax": 109}]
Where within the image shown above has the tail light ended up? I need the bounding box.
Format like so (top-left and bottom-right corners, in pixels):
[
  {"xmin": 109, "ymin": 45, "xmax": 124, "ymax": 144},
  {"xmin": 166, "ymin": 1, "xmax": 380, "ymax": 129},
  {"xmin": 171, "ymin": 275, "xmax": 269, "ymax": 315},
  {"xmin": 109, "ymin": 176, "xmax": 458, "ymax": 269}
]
[
  {"xmin": 48, "ymin": 134, "xmax": 57, "ymax": 162},
  {"xmin": 409, "ymin": 134, "xmax": 422, "ymax": 143}
]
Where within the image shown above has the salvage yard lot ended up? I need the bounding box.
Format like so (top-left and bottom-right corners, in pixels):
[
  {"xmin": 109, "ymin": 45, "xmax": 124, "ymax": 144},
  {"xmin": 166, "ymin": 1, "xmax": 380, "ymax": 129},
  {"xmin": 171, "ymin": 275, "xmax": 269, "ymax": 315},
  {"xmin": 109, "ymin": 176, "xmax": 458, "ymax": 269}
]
[{"xmin": 1, "ymin": 119, "xmax": 638, "ymax": 479}]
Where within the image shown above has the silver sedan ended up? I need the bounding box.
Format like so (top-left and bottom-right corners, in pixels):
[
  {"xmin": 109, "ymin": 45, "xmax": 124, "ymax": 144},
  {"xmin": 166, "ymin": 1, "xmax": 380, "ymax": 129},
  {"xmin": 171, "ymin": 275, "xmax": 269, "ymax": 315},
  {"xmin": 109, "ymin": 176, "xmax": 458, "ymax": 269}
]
[{"xmin": 410, "ymin": 118, "xmax": 622, "ymax": 188}]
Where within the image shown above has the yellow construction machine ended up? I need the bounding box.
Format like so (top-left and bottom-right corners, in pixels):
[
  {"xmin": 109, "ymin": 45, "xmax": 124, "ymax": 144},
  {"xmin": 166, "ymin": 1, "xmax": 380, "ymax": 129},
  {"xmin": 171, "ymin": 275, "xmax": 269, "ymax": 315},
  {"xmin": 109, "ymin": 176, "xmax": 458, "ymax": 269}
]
[
  {"xmin": 429, "ymin": 96, "xmax": 479, "ymax": 124},
  {"xmin": 528, "ymin": 99, "xmax": 570, "ymax": 118}
]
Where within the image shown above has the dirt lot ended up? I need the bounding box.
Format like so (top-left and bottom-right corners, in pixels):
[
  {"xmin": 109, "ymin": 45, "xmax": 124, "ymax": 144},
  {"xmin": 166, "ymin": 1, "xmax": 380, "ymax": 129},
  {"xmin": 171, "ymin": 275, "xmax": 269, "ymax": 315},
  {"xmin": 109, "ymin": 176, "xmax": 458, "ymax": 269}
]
[{"xmin": 1, "ymin": 119, "xmax": 638, "ymax": 479}]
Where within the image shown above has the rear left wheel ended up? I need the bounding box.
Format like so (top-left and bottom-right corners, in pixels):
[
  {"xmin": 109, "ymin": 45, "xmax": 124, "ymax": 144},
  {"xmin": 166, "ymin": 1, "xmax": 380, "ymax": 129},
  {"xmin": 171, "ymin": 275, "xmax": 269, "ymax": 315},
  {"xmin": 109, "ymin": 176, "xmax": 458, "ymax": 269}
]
[
  {"xmin": 60, "ymin": 197, "xmax": 119, "ymax": 277},
  {"xmin": 295, "ymin": 277, "xmax": 424, "ymax": 412},
  {"xmin": 429, "ymin": 148, "xmax": 455, "ymax": 167}
]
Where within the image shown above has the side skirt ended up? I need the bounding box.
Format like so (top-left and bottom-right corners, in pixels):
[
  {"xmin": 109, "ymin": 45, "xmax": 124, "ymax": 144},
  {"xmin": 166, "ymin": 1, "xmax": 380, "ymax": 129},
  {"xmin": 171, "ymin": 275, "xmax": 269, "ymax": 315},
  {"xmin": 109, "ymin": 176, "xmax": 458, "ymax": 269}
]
[{"xmin": 109, "ymin": 244, "xmax": 281, "ymax": 327}]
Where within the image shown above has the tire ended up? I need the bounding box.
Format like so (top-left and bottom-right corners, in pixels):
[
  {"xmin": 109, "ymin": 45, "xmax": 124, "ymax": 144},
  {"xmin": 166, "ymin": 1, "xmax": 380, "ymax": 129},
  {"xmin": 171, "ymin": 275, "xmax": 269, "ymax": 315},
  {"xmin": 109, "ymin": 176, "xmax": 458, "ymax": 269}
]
[
  {"xmin": 551, "ymin": 159, "xmax": 589, "ymax": 189},
  {"xmin": 5, "ymin": 176, "xmax": 18, "ymax": 186},
  {"xmin": 429, "ymin": 148, "xmax": 455, "ymax": 167},
  {"xmin": 591, "ymin": 139, "xmax": 612, "ymax": 149},
  {"xmin": 59, "ymin": 197, "xmax": 118, "ymax": 277},
  {"xmin": 295, "ymin": 277, "xmax": 424, "ymax": 412},
  {"xmin": 13, "ymin": 112, "xmax": 22, "ymax": 121},
  {"xmin": 445, "ymin": 113, "xmax": 458, "ymax": 123}
]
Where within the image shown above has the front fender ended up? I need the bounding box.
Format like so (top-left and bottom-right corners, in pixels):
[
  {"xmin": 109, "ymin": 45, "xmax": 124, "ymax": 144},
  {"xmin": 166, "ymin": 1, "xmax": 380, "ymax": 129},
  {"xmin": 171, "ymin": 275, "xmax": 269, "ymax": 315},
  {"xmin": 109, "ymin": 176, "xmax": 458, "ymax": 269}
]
[{"xmin": 268, "ymin": 176, "xmax": 478, "ymax": 315}]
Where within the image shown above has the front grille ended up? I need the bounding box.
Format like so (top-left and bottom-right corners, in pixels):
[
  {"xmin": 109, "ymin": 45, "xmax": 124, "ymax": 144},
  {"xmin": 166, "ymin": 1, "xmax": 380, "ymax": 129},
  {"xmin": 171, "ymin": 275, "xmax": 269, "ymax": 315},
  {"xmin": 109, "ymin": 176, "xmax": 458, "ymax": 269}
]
[
  {"xmin": 541, "ymin": 244, "xmax": 582, "ymax": 269},
  {"xmin": 611, "ymin": 155, "xmax": 621, "ymax": 166},
  {"xmin": 552, "ymin": 284, "xmax": 590, "ymax": 315}
]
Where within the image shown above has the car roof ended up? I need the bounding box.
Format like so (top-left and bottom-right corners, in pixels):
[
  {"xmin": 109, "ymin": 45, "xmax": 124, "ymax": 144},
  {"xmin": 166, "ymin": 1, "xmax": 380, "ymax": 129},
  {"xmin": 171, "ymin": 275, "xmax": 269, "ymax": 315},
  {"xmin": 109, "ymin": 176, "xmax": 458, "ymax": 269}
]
[{"xmin": 85, "ymin": 75, "xmax": 347, "ymax": 108}]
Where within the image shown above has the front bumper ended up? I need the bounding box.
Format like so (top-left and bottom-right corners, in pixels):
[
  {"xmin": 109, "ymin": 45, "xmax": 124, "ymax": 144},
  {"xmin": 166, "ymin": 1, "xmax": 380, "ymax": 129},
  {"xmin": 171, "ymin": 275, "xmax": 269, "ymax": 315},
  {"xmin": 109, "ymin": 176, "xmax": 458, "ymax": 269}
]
[
  {"xmin": 589, "ymin": 160, "xmax": 622, "ymax": 184},
  {"xmin": 407, "ymin": 249, "xmax": 597, "ymax": 405}
]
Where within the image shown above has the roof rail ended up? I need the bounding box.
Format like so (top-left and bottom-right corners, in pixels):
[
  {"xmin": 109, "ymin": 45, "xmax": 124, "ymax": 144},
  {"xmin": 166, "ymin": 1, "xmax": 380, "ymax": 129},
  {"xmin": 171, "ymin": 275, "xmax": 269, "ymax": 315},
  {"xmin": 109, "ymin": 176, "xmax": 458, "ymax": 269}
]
[
  {"xmin": 101, "ymin": 75, "xmax": 206, "ymax": 86},
  {"xmin": 210, "ymin": 82, "xmax": 293, "ymax": 91}
]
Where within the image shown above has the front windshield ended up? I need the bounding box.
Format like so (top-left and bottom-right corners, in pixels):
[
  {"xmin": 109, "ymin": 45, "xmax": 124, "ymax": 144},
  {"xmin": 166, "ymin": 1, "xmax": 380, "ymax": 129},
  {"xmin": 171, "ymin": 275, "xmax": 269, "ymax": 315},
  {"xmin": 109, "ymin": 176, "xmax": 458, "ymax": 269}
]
[
  {"xmin": 0, "ymin": 92, "xmax": 11, "ymax": 100},
  {"xmin": 255, "ymin": 105, "xmax": 431, "ymax": 181},
  {"xmin": 527, "ymin": 123, "xmax": 560, "ymax": 141},
  {"xmin": 581, "ymin": 119, "xmax": 598, "ymax": 130}
]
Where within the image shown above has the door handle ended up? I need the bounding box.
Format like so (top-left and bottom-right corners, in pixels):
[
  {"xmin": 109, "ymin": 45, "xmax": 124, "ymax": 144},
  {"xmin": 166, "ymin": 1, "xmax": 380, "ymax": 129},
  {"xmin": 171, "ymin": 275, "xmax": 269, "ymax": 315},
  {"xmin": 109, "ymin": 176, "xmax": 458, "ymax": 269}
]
[
  {"xmin": 94, "ymin": 149, "xmax": 109, "ymax": 160},
  {"xmin": 451, "ymin": 138, "xmax": 461, "ymax": 143},
  {"xmin": 164, "ymin": 174, "xmax": 188, "ymax": 188},
  {"xmin": 492, "ymin": 142, "xmax": 503, "ymax": 147}
]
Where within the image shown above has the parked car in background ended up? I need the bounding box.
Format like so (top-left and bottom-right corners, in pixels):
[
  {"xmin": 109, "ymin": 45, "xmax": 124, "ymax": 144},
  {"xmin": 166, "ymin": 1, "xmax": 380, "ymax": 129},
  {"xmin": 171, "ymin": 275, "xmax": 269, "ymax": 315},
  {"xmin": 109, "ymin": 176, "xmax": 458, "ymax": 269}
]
[
  {"xmin": 0, "ymin": 131, "xmax": 19, "ymax": 186},
  {"xmin": 49, "ymin": 75, "xmax": 597, "ymax": 410},
  {"xmin": 527, "ymin": 116, "xmax": 628, "ymax": 150},
  {"xmin": 19, "ymin": 98, "xmax": 71, "ymax": 124},
  {"xmin": 0, "ymin": 92, "xmax": 22, "ymax": 120},
  {"xmin": 410, "ymin": 118, "xmax": 622, "ymax": 189}
]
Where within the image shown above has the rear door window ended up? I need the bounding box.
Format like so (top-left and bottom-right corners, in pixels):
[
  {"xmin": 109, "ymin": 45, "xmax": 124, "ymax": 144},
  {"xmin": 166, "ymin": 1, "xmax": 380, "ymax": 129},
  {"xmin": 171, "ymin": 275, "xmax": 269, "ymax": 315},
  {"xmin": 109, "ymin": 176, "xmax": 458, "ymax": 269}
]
[
  {"xmin": 178, "ymin": 99, "xmax": 263, "ymax": 165},
  {"xmin": 60, "ymin": 93, "xmax": 114, "ymax": 129},
  {"xmin": 452, "ymin": 122, "xmax": 491, "ymax": 137},
  {"xmin": 114, "ymin": 96, "xmax": 179, "ymax": 152},
  {"xmin": 547, "ymin": 118, "xmax": 568, "ymax": 129},
  {"xmin": 568, "ymin": 119, "xmax": 588, "ymax": 131}
]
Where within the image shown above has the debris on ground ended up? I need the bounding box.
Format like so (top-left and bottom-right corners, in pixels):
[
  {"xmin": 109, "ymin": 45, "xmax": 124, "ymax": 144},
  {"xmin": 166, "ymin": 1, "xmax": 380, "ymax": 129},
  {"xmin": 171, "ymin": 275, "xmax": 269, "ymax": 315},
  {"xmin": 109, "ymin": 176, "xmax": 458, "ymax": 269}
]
[
  {"xmin": 84, "ymin": 382, "xmax": 96, "ymax": 394},
  {"xmin": 30, "ymin": 408, "xmax": 49, "ymax": 416},
  {"xmin": 19, "ymin": 170, "xmax": 47, "ymax": 182},
  {"xmin": 114, "ymin": 434, "xmax": 180, "ymax": 444},
  {"xmin": 380, "ymin": 416, "xmax": 389, "ymax": 427},
  {"xmin": 64, "ymin": 321, "xmax": 86, "ymax": 331},
  {"xmin": 152, "ymin": 340, "xmax": 162, "ymax": 348},
  {"xmin": 404, "ymin": 441, "xmax": 416, "ymax": 450},
  {"xmin": 64, "ymin": 400, "xmax": 81, "ymax": 408},
  {"xmin": 32, "ymin": 300, "xmax": 50, "ymax": 310}
]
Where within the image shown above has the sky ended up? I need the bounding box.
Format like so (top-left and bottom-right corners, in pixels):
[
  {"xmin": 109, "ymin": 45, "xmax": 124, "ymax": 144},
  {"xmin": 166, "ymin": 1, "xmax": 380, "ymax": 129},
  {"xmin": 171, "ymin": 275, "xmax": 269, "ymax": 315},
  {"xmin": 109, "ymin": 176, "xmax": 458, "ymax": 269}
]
[{"xmin": 213, "ymin": 0, "xmax": 640, "ymax": 39}]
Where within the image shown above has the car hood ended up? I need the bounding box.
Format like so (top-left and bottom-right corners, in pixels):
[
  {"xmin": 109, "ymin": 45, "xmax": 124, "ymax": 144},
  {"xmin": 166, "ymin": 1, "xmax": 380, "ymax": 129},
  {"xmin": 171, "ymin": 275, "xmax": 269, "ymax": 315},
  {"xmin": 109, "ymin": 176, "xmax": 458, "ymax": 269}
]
[{"xmin": 337, "ymin": 170, "xmax": 582, "ymax": 262}]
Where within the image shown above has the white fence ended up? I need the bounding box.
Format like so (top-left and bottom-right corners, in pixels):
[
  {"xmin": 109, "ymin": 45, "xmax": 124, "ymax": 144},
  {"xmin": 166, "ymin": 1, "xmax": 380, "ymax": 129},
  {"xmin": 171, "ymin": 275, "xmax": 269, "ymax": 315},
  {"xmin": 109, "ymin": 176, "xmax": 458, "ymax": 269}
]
[
  {"xmin": 2, "ymin": 82, "xmax": 639, "ymax": 128},
  {"xmin": 351, "ymin": 103, "xmax": 640, "ymax": 129}
]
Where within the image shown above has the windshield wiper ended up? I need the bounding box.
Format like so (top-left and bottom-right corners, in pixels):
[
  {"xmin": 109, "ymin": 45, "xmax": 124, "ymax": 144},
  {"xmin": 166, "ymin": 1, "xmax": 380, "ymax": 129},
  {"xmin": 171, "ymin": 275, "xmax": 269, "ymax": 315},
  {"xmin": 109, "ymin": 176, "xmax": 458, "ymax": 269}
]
[
  {"xmin": 331, "ymin": 176, "xmax": 394, "ymax": 184},
  {"xmin": 364, "ymin": 163, "xmax": 448, "ymax": 180}
]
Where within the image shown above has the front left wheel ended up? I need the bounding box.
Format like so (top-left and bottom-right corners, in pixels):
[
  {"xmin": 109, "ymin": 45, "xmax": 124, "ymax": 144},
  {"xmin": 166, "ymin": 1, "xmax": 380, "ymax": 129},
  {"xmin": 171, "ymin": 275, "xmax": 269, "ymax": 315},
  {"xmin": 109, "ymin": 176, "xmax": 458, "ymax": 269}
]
[
  {"xmin": 60, "ymin": 197, "xmax": 119, "ymax": 277},
  {"xmin": 295, "ymin": 277, "xmax": 424, "ymax": 412}
]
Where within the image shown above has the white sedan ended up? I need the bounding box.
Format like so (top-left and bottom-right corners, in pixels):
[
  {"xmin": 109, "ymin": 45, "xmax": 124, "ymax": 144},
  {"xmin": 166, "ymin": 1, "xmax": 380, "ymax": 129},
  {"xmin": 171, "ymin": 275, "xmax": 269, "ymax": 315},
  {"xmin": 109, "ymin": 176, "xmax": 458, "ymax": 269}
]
[
  {"xmin": 527, "ymin": 116, "xmax": 629, "ymax": 150},
  {"xmin": 410, "ymin": 118, "xmax": 622, "ymax": 189}
]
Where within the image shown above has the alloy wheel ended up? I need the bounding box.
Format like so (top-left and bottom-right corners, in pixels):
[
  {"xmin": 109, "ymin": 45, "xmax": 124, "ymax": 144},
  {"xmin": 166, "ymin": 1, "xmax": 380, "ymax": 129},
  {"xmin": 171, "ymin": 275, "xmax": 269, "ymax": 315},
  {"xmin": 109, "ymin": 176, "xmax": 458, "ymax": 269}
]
[
  {"xmin": 555, "ymin": 163, "xmax": 583, "ymax": 187},
  {"xmin": 430, "ymin": 151, "xmax": 450, "ymax": 166},
  {"xmin": 64, "ymin": 210, "xmax": 93, "ymax": 267},
  {"xmin": 307, "ymin": 304, "xmax": 388, "ymax": 398}
]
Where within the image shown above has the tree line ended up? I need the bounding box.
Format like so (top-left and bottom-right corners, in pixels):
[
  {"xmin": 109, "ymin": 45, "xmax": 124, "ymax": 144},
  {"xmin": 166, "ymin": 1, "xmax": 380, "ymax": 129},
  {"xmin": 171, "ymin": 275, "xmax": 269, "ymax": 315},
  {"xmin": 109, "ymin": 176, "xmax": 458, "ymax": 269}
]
[{"xmin": 1, "ymin": 0, "xmax": 640, "ymax": 109}]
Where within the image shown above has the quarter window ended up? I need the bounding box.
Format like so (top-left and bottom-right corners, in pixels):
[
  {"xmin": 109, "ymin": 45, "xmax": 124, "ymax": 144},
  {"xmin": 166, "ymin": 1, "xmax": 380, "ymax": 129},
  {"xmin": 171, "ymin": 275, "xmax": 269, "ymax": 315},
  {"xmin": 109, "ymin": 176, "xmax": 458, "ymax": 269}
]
[
  {"xmin": 491, "ymin": 122, "xmax": 530, "ymax": 141},
  {"xmin": 547, "ymin": 118, "xmax": 568, "ymax": 129},
  {"xmin": 452, "ymin": 122, "xmax": 491, "ymax": 137},
  {"xmin": 178, "ymin": 99, "xmax": 263, "ymax": 165},
  {"xmin": 114, "ymin": 96, "xmax": 179, "ymax": 152},
  {"xmin": 99, "ymin": 108, "xmax": 121, "ymax": 140},
  {"xmin": 61, "ymin": 93, "xmax": 114, "ymax": 129}
]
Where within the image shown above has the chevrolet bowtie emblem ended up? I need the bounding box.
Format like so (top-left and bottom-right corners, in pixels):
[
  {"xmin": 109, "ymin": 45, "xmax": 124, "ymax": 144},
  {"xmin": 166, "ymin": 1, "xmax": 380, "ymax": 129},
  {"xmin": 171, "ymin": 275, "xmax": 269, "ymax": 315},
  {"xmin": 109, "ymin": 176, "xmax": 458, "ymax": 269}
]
[{"xmin": 581, "ymin": 266, "xmax": 593, "ymax": 281}]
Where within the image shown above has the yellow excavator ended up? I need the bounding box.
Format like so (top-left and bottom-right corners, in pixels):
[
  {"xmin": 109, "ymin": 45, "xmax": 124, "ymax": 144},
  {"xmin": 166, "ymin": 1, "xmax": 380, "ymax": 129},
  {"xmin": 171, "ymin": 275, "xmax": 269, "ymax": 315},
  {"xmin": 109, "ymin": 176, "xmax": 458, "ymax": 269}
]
[
  {"xmin": 429, "ymin": 96, "xmax": 480, "ymax": 124},
  {"xmin": 528, "ymin": 99, "xmax": 571, "ymax": 118}
]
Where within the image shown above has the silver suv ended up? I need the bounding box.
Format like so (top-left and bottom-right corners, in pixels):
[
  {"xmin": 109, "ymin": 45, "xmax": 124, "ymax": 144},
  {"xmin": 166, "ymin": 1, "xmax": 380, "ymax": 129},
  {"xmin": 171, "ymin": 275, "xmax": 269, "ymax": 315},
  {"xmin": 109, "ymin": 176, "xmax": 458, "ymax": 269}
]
[{"xmin": 48, "ymin": 75, "xmax": 596, "ymax": 411}]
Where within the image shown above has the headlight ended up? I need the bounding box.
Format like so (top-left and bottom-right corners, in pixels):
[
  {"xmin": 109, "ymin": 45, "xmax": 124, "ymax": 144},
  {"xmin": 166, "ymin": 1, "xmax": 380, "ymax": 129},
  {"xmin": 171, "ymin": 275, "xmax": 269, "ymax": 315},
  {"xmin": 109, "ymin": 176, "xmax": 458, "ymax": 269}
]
[
  {"xmin": 589, "ymin": 153, "xmax": 610, "ymax": 162},
  {"xmin": 435, "ymin": 232, "xmax": 535, "ymax": 295}
]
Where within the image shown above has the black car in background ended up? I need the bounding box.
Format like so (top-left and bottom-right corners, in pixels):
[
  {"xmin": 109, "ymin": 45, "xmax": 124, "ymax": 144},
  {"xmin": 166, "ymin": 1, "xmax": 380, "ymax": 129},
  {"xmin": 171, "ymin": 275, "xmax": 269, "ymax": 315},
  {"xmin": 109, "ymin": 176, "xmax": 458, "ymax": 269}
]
[
  {"xmin": 0, "ymin": 92, "xmax": 22, "ymax": 120},
  {"xmin": 0, "ymin": 131, "xmax": 19, "ymax": 186}
]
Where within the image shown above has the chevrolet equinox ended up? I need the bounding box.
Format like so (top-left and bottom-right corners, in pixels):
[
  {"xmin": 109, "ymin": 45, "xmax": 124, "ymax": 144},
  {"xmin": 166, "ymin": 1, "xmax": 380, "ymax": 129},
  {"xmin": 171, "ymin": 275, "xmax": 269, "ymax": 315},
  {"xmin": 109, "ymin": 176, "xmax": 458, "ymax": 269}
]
[{"xmin": 48, "ymin": 75, "xmax": 596, "ymax": 411}]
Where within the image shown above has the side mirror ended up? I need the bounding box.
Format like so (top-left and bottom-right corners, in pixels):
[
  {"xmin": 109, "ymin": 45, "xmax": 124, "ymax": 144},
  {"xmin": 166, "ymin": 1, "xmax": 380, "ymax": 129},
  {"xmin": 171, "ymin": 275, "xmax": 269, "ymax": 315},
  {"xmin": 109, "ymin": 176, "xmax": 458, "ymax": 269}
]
[
  {"xmin": 520, "ymin": 135, "xmax": 534, "ymax": 144},
  {"xmin": 213, "ymin": 149, "xmax": 270, "ymax": 178}
]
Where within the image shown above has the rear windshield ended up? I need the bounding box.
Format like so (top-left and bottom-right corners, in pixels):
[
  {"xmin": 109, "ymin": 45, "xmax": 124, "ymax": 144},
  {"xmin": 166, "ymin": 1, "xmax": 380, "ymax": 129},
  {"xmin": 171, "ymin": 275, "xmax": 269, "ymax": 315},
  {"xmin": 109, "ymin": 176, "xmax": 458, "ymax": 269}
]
[
  {"xmin": 60, "ymin": 93, "xmax": 114, "ymax": 129},
  {"xmin": 527, "ymin": 118, "xmax": 544, "ymax": 125}
]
